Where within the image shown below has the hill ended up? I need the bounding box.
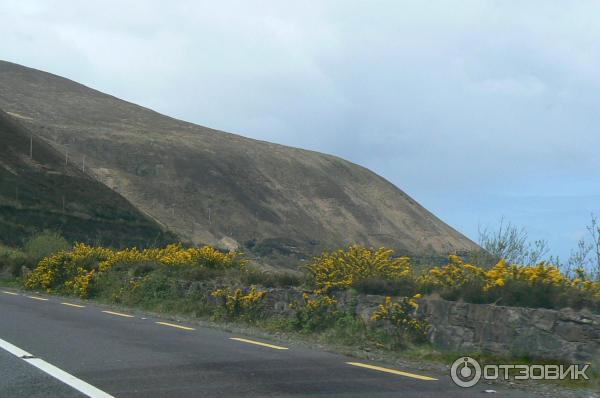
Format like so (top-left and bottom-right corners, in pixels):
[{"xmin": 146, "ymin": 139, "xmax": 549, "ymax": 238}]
[
  {"xmin": 0, "ymin": 60, "xmax": 478, "ymax": 262},
  {"xmin": 0, "ymin": 108, "xmax": 175, "ymax": 247}
]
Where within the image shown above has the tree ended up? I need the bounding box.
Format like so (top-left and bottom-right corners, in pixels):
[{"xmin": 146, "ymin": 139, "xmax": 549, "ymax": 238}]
[
  {"xmin": 478, "ymin": 217, "xmax": 549, "ymax": 266},
  {"xmin": 586, "ymin": 213, "xmax": 600, "ymax": 280},
  {"xmin": 477, "ymin": 214, "xmax": 600, "ymax": 281},
  {"xmin": 557, "ymin": 213, "xmax": 599, "ymax": 280},
  {"xmin": 565, "ymin": 238, "xmax": 592, "ymax": 277}
]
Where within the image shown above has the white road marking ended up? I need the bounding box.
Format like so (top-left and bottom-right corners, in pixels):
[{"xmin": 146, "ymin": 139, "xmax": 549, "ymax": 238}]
[
  {"xmin": 2, "ymin": 290, "xmax": 19, "ymax": 296},
  {"xmin": 0, "ymin": 337, "xmax": 114, "ymax": 398},
  {"xmin": 0, "ymin": 337, "xmax": 32, "ymax": 357}
]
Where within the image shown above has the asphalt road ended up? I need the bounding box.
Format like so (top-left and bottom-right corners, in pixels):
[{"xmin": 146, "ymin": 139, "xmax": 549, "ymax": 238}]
[{"xmin": 0, "ymin": 289, "xmax": 540, "ymax": 397}]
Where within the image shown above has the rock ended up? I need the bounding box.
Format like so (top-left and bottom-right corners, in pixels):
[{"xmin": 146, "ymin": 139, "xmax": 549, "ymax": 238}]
[
  {"xmin": 554, "ymin": 321, "xmax": 594, "ymax": 342},
  {"xmin": 416, "ymin": 297, "xmax": 600, "ymax": 363},
  {"xmin": 217, "ymin": 237, "xmax": 240, "ymax": 252},
  {"xmin": 531, "ymin": 309, "xmax": 557, "ymax": 332},
  {"xmin": 20, "ymin": 266, "xmax": 31, "ymax": 278}
]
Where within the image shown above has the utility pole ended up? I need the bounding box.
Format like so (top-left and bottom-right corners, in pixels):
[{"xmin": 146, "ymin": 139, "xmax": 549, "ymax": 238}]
[
  {"xmin": 65, "ymin": 148, "xmax": 69, "ymax": 166},
  {"xmin": 82, "ymin": 155, "xmax": 86, "ymax": 172},
  {"xmin": 29, "ymin": 136, "xmax": 33, "ymax": 159},
  {"xmin": 208, "ymin": 207, "xmax": 211, "ymax": 224}
]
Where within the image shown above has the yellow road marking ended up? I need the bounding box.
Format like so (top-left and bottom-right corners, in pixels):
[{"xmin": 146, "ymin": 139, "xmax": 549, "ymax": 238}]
[
  {"xmin": 27, "ymin": 296, "xmax": 48, "ymax": 301},
  {"xmin": 2, "ymin": 291, "xmax": 19, "ymax": 296},
  {"xmin": 230, "ymin": 337, "xmax": 288, "ymax": 350},
  {"xmin": 102, "ymin": 310, "xmax": 134, "ymax": 318},
  {"xmin": 346, "ymin": 362, "xmax": 438, "ymax": 381},
  {"xmin": 6, "ymin": 111, "xmax": 33, "ymax": 120},
  {"xmin": 61, "ymin": 302, "xmax": 85, "ymax": 308},
  {"xmin": 155, "ymin": 321, "xmax": 195, "ymax": 331}
]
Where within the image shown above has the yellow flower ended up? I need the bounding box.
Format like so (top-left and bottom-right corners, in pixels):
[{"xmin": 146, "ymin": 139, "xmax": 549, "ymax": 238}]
[
  {"xmin": 305, "ymin": 245, "xmax": 413, "ymax": 293},
  {"xmin": 25, "ymin": 243, "xmax": 246, "ymax": 298}
]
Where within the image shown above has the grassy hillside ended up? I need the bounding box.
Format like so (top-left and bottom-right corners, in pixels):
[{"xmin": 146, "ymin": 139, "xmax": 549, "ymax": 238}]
[
  {"xmin": 0, "ymin": 60, "xmax": 478, "ymax": 262},
  {"xmin": 0, "ymin": 109, "xmax": 176, "ymax": 247}
]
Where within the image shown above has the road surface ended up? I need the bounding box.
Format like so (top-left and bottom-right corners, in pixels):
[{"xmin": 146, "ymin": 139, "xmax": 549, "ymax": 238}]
[{"xmin": 0, "ymin": 289, "xmax": 539, "ymax": 397}]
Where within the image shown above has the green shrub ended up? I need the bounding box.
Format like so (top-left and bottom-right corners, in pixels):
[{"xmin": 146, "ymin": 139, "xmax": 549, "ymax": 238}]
[
  {"xmin": 321, "ymin": 313, "xmax": 369, "ymax": 346},
  {"xmin": 370, "ymin": 295, "xmax": 429, "ymax": 348},
  {"xmin": 0, "ymin": 246, "xmax": 31, "ymax": 277},
  {"xmin": 290, "ymin": 293, "xmax": 340, "ymax": 332},
  {"xmin": 211, "ymin": 287, "xmax": 266, "ymax": 321},
  {"xmin": 23, "ymin": 231, "xmax": 69, "ymax": 263},
  {"xmin": 354, "ymin": 277, "xmax": 418, "ymax": 297},
  {"xmin": 241, "ymin": 269, "xmax": 304, "ymax": 287}
]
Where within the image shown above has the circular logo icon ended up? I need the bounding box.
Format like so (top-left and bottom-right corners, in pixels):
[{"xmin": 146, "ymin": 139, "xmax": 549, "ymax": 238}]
[{"xmin": 450, "ymin": 356, "xmax": 482, "ymax": 388}]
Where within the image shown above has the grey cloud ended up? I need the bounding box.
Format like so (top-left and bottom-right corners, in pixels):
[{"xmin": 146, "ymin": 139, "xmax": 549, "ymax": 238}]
[{"xmin": 1, "ymin": 0, "xmax": 599, "ymax": 258}]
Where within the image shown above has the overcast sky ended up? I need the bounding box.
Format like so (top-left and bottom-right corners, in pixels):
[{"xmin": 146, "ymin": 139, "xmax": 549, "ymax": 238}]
[{"xmin": 2, "ymin": 0, "xmax": 599, "ymax": 260}]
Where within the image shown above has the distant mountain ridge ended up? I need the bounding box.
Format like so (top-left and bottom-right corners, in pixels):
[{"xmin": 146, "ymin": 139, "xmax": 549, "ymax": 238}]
[{"xmin": 0, "ymin": 60, "xmax": 478, "ymax": 261}]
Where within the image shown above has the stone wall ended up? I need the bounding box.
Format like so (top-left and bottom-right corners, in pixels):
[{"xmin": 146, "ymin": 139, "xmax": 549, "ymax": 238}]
[
  {"xmin": 417, "ymin": 298, "xmax": 600, "ymax": 363},
  {"xmin": 186, "ymin": 282, "xmax": 600, "ymax": 363}
]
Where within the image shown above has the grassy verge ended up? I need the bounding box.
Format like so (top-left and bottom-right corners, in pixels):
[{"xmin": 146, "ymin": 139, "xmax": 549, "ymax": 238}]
[{"xmin": 0, "ymin": 277, "xmax": 20, "ymax": 288}]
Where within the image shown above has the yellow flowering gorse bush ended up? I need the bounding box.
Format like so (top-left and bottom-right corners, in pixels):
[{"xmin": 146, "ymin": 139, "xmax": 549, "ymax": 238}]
[
  {"xmin": 420, "ymin": 256, "xmax": 600, "ymax": 296},
  {"xmin": 290, "ymin": 292, "xmax": 339, "ymax": 331},
  {"xmin": 25, "ymin": 243, "xmax": 246, "ymax": 298},
  {"xmin": 24, "ymin": 242, "xmax": 600, "ymax": 312},
  {"xmin": 419, "ymin": 254, "xmax": 488, "ymax": 290},
  {"xmin": 371, "ymin": 294, "xmax": 428, "ymax": 342},
  {"xmin": 305, "ymin": 246, "xmax": 599, "ymax": 311},
  {"xmin": 305, "ymin": 245, "xmax": 412, "ymax": 294},
  {"xmin": 211, "ymin": 287, "xmax": 266, "ymax": 319}
]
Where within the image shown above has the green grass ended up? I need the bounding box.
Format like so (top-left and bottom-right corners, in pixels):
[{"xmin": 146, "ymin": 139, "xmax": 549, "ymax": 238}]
[{"xmin": 0, "ymin": 277, "xmax": 20, "ymax": 288}]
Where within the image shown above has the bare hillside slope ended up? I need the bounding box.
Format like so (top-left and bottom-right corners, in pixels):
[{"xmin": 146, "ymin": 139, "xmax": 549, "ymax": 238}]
[{"xmin": 0, "ymin": 60, "xmax": 478, "ymax": 259}]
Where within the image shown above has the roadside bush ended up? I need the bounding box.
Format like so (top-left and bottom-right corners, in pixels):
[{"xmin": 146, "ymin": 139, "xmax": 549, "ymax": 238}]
[
  {"xmin": 418, "ymin": 254, "xmax": 488, "ymax": 302},
  {"xmin": 290, "ymin": 293, "xmax": 339, "ymax": 332},
  {"xmin": 211, "ymin": 287, "xmax": 266, "ymax": 321},
  {"xmin": 419, "ymin": 256, "xmax": 600, "ymax": 311},
  {"xmin": 320, "ymin": 313, "xmax": 370, "ymax": 347},
  {"xmin": 25, "ymin": 243, "xmax": 246, "ymax": 298},
  {"xmin": 25, "ymin": 243, "xmax": 112, "ymax": 297},
  {"xmin": 370, "ymin": 295, "xmax": 428, "ymax": 348},
  {"xmin": 354, "ymin": 277, "xmax": 418, "ymax": 297},
  {"xmin": 0, "ymin": 246, "xmax": 30, "ymax": 277},
  {"xmin": 23, "ymin": 231, "xmax": 69, "ymax": 263},
  {"xmin": 484, "ymin": 261, "xmax": 600, "ymax": 310},
  {"xmin": 0, "ymin": 232, "xmax": 68, "ymax": 278},
  {"xmin": 306, "ymin": 247, "xmax": 600, "ymax": 312},
  {"xmin": 305, "ymin": 245, "xmax": 413, "ymax": 294},
  {"xmin": 241, "ymin": 269, "xmax": 304, "ymax": 288}
]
